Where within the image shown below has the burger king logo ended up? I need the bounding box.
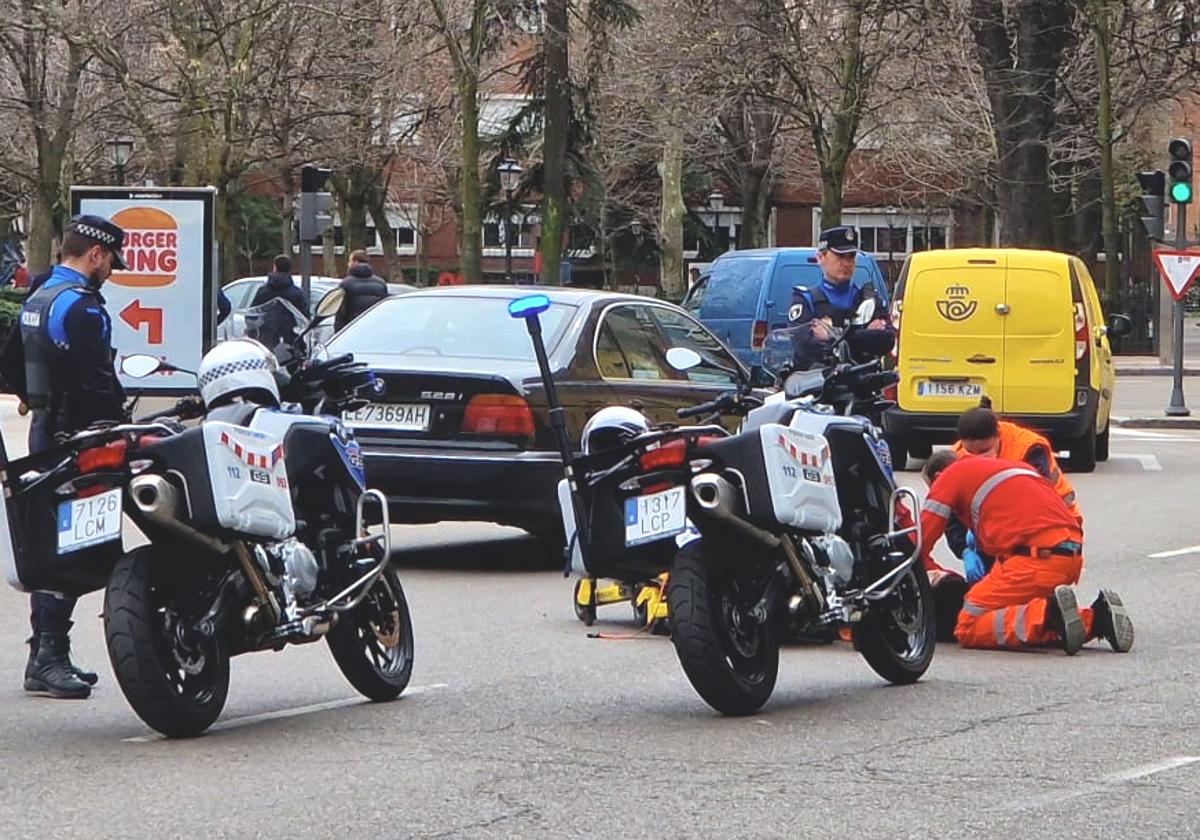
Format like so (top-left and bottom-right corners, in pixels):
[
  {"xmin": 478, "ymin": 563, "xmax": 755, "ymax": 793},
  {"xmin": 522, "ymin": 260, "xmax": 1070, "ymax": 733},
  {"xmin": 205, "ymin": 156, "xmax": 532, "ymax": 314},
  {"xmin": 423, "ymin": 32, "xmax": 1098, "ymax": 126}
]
[{"xmin": 110, "ymin": 206, "xmax": 178, "ymax": 288}]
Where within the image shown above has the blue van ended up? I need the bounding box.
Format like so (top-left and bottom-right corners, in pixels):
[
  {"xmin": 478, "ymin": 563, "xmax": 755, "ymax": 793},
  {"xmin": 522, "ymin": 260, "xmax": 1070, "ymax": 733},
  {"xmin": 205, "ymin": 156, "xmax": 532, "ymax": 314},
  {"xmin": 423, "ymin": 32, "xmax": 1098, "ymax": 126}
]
[{"xmin": 682, "ymin": 248, "xmax": 891, "ymax": 368}]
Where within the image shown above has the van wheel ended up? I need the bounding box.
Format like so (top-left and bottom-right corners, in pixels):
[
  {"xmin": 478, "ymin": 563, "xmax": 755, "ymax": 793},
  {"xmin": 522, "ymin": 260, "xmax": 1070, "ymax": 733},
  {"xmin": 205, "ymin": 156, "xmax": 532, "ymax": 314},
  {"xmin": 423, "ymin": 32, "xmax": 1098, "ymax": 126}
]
[
  {"xmin": 1068, "ymin": 430, "xmax": 1097, "ymax": 473},
  {"xmin": 907, "ymin": 440, "xmax": 933, "ymax": 460},
  {"xmin": 884, "ymin": 436, "xmax": 908, "ymax": 472},
  {"xmin": 1096, "ymin": 426, "xmax": 1110, "ymax": 462}
]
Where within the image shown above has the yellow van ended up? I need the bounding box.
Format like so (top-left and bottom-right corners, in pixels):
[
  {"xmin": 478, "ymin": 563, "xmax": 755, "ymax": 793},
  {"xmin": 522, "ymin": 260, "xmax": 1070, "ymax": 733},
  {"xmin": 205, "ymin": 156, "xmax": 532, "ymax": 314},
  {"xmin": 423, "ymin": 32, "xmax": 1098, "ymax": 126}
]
[{"xmin": 882, "ymin": 248, "xmax": 1130, "ymax": 473}]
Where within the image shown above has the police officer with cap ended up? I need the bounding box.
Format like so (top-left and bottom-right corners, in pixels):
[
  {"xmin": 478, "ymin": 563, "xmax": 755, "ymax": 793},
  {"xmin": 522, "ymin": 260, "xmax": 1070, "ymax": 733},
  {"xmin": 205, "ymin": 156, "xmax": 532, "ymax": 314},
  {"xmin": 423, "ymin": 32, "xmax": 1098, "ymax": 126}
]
[
  {"xmin": 20, "ymin": 214, "xmax": 128, "ymax": 699},
  {"xmin": 787, "ymin": 225, "xmax": 893, "ymax": 370}
]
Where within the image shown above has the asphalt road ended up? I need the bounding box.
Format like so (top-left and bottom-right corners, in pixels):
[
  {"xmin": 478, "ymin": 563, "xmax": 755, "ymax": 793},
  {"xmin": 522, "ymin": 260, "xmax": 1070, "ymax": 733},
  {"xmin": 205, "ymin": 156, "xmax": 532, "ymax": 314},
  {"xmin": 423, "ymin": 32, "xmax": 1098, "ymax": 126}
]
[{"xmin": 1, "ymin": 409, "xmax": 1199, "ymax": 837}]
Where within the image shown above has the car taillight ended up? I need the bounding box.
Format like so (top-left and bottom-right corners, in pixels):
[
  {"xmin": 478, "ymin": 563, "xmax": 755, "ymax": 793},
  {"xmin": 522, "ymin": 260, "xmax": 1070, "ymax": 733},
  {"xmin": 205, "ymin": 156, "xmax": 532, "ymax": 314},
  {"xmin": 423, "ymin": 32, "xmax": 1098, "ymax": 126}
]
[
  {"xmin": 460, "ymin": 395, "xmax": 535, "ymax": 436},
  {"xmin": 640, "ymin": 438, "xmax": 687, "ymax": 471},
  {"xmin": 882, "ymin": 382, "xmax": 898, "ymax": 401},
  {"xmin": 77, "ymin": 440, "xmax": 127, "ymax": 474},
  {"xmin": 752, "ymin": 320, "xmax": 768, "ymax": 350},
  {"xmin": 1074, "ymin": 302, "xmax": 1089, "ymax": 361}
]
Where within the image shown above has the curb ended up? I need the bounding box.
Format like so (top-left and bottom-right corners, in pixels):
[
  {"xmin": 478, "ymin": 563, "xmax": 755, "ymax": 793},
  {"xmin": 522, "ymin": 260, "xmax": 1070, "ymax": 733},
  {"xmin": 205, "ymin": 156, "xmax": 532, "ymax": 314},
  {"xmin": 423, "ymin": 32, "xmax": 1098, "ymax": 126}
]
[
  {"xmin": 1115, "ymin": 368, "xmax": 1200, "ymax": 377},
  {"xmin": 1116, "ymin": 416, "xmax": 1200, "ymax": 429}
]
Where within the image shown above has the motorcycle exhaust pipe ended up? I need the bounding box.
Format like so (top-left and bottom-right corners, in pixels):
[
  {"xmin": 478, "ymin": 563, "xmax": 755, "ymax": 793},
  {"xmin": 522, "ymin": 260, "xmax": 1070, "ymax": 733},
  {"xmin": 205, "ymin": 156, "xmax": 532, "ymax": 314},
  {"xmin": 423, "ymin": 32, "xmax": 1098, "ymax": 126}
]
[
  {"xmin": 129, "ymin": 475, "xmax": 228, "ymax": 554},
  {"xmin": 689, "ymin": 473, "xmax": 780, "ymax": 550}
]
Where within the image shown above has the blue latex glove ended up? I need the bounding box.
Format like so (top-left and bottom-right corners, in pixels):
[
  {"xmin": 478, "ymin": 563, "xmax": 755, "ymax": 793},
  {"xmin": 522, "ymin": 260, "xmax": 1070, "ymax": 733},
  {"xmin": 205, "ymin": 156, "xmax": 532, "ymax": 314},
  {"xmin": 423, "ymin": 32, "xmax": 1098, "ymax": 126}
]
[{"xmin": 963, "ymin": 531, "xmax": 985, "ymax": 584}]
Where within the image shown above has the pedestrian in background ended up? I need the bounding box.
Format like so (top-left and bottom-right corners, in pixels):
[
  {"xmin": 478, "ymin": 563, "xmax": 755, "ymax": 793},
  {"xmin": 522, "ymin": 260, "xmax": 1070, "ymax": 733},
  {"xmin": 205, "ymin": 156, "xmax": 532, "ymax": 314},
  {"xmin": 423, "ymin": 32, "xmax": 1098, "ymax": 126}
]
[{"xmin": 335, "ymin": 249, "xmax": 387, "ymax": 331}]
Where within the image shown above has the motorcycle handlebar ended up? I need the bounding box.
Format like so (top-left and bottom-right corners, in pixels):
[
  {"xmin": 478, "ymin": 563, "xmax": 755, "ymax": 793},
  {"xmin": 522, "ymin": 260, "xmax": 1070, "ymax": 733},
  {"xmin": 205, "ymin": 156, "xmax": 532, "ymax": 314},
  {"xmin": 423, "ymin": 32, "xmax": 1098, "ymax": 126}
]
[{"xmin": 677, "ymin": 398, "xmax": 723, "ymax": 419}]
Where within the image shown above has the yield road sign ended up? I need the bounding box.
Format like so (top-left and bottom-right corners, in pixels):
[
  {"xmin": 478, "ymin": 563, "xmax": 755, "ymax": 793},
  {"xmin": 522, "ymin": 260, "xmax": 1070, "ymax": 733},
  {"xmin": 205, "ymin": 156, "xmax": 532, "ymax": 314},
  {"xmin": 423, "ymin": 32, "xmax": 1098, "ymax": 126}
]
[{"xmin": 1152, "ymin": 249, "xmax": 1200, "ymax": 301}]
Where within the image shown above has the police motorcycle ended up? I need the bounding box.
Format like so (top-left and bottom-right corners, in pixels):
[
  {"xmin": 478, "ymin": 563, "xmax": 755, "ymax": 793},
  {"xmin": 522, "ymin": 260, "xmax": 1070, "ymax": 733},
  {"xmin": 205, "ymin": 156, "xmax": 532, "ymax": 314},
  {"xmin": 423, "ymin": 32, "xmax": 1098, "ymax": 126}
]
[
  {"xmin": 509, "ymin": 293, "xmax": 933, "ymax": 716},
  {"xmin": 0, "ymin": 293, "xmax": 413, "ymax": 738}
]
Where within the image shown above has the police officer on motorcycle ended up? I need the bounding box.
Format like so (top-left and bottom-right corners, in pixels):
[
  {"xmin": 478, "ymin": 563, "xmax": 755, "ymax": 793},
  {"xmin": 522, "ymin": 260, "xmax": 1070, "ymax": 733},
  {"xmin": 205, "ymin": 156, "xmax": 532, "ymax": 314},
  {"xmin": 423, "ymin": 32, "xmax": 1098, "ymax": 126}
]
[
  {"xmin": 20, "ymin": 214, "xmax": 128, "ymax": 699},
  {"xmin": 787, "ymin": 225, "xmax": 894, "ymax": 370}
]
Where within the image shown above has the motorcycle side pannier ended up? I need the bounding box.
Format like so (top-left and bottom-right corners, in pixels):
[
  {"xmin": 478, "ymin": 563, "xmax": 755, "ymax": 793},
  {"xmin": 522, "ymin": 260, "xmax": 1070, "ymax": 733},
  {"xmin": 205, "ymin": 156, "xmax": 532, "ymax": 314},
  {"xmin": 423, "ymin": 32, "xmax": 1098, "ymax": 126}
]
[{"xmin": 144, "ymin": 422, "xmax": 296, "ymax": 540}]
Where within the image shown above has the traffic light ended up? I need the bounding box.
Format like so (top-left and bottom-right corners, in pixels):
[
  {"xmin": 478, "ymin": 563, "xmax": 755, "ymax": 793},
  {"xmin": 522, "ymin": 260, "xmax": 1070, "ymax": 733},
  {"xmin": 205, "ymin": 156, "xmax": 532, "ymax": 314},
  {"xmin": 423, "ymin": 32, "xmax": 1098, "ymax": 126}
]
[
  {"xmin": 1136, "ymin": 169, "xmax": 1165, "ymax": 241},
  {"xmin": 1167, "ymin": 138, "xmax": 1192, "ymax": 204},
  {"xmin": 299, "ymin": 164, "xmax": 335, "ymax": 242}
]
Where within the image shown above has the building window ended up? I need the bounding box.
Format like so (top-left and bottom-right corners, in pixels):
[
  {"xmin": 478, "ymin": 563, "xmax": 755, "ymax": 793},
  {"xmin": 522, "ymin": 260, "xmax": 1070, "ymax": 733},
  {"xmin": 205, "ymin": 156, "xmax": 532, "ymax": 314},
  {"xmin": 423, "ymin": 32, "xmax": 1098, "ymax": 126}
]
[
  {"xmin": 912, "ymin": 225, "xmax": 947, "ymax": 251},
  {"xmin": 684, "ymin": 208, "xmax": 743, "ymax": 259},
  {"xmin": 300, "ymin": 204, "xmax": 419, "ymax": 257},
  {"xmin": 479, "ymin": 94, "xmax": 538, "ymax": 138},
  {"xmin": 483, "ymin": 209, "xmax": 537, "ymax": 256},
  {"xmin": 816, "ymin": 209, "xmax": 953, "ymax": 259}
]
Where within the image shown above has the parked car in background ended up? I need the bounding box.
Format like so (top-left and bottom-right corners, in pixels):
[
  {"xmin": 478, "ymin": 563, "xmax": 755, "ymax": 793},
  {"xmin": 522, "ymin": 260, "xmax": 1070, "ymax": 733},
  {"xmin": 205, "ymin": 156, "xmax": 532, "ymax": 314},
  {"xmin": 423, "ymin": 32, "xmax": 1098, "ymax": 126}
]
[
  {"xmin": 218, "ymin": 275, "xmax": 415, "ymax": 344},
  {"xmin": 882, "ymin": 248, "xmax": 1131, "ymax": 472},
  {"xmin": 682, "ymin": 248, "xmax": 891, "ymax": 369},
  {"xmin": 325, "ymin": 286, "xmax": 752, "ymax": 540}
]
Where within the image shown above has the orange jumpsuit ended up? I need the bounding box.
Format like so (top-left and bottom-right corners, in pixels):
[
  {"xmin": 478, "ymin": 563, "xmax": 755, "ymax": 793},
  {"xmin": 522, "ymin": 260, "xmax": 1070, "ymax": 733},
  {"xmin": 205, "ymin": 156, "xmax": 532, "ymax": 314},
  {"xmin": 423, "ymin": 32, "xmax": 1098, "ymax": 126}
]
[
  {"xmin": 954, "ymin": 420, "xmax": 1080, "ymax": 522},
  {"xmin": 921, "ymin": 457, "xmax": 1094, "ymax": 650}
]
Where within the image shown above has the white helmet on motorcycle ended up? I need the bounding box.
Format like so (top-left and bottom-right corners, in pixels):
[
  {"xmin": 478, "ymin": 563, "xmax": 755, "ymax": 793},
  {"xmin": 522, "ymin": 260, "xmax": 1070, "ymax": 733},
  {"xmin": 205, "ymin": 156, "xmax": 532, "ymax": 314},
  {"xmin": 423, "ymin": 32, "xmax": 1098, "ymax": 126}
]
[
  {"xmin": 582, "ymin": 406, "xmax": 650, "ymax": 455},
  {"xmin": 198, "ymin": 339, "xmax": 281, "ymax": 409}
]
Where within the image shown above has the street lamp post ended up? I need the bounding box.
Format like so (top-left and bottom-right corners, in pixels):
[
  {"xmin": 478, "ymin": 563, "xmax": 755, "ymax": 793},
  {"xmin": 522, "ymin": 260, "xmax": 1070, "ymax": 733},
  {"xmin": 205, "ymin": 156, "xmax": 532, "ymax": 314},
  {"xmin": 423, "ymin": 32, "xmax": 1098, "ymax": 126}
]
[
  {"xmin": 498, "ymin": 158, "xmax": 523, "ymax": 283},
  {"xmin": 885, "ymin": 205, "xmax": 899, "ymax": 287},
  {"xmin": 106, "ymin": 136, "xmax": 134, "ymax": 186},
  {"xmin": 707, "ymin": 189, "xmax": 725, "ymax": 258}
]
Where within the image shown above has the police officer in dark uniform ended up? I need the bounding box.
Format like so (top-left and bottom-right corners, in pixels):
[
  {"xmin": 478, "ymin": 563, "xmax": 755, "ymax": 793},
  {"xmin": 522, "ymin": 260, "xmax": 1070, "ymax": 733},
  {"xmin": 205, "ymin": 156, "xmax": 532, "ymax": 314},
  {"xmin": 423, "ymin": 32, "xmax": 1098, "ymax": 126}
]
[
  {"xmin": 787, "ymin": 225, "xmax": 894, "ymax": 370},
  {"xmin": 20, "ymin": 214, "xmax": 128, "ymax": 699}
]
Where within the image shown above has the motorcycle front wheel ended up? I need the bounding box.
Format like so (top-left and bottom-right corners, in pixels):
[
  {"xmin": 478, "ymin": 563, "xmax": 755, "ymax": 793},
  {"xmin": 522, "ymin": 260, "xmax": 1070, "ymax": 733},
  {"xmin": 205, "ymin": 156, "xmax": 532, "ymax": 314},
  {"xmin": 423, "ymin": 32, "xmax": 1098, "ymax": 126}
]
[
  {"xmin": 105, "ymin": 546, "xmax": 230, "ymax": 738},
  {"xmin": 668, "ymin": 539, "xmax": 779, "ymax": 716},
  {"xmin": 326, "ymin": 561, "xmax": 414, "ymax": 701},
  {"xmin": 853, "ymin": 562, "xmax": 936, "ymax": 684}
]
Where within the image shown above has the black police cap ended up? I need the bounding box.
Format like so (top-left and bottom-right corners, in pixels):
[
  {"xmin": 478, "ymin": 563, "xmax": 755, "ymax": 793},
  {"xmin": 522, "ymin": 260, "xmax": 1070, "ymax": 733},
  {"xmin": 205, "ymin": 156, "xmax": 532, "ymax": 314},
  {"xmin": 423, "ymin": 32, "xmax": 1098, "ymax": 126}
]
[
  {"xmin": 818, "ymin": 225, "xmax": 859, "ymax": 255},
  {"xmin": 66, "ymin": 214, "xmax": 127, "ymax": 270}
]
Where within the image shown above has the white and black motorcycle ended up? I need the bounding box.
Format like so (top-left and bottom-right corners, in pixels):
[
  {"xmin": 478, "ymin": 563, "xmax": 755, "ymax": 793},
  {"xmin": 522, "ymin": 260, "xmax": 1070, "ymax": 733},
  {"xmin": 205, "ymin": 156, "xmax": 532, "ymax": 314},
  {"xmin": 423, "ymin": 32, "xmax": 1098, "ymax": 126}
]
[
  {"xmin": 1, "ymin": 295, "xmax": 413, "ymax": 737},
  {"xmin": 510, "ymin": 293, "xmax": 933, "ymax": 717}
]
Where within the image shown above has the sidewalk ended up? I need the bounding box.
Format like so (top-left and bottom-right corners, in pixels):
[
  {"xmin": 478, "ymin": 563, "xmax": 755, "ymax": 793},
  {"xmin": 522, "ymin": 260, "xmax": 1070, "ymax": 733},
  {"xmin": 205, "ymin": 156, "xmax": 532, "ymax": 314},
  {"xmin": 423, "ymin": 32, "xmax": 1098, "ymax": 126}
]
[
  {"xmin": 1113, "ymin": 317, "xmax": 1200, "ymax": 376},
  {"xmin": 1112, "ymin": 375, "xmax": 1200, "ymax": 429}
]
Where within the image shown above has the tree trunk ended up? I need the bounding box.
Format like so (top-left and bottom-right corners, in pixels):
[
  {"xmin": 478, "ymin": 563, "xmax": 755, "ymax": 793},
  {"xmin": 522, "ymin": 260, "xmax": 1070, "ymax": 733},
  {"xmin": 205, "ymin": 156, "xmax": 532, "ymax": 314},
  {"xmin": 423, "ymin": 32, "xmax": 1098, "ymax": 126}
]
[
  {"xmin": 458, "ymin": 73, "xmax": 482, "ymax": 283},
  {"xmin": 540, "ymin": 0, "xmax": 569, "ymax": 286},
  {"xmin": 737, "ymin": 162, "xmax": 771, "ymax": 250},
  {"xmin": 1093, "ymin": 0, "xmax": 1121, "ymax": 308},
  {"xmin": 968, "ymin": 0, "xmax": 1072, "ymax": 249},
  {"xmin": 819, "ymin": 164, "xmax": 846, "ymax": 229},
  {"xmin": 367, "ymin": 188, "xmax": 399, "ymax": 281},
  {"xmin": 279, "ymin": 165, "xmax": 296, "ymax": 258},
  {"xmin": 27, "ymin": 184, "xmax": 58, "ymax": 275},
  {"xmin": 659, "ymin": 130, "xmax": 686, "ymax": 302}
]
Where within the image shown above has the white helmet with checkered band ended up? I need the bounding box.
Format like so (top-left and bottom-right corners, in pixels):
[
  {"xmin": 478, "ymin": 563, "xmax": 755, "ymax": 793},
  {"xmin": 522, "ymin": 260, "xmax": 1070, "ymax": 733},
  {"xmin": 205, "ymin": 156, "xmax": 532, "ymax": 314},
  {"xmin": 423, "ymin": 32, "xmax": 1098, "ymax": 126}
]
[{"xmin": 198, "ymin": 338, "xmax": 281, "ymax": 408}]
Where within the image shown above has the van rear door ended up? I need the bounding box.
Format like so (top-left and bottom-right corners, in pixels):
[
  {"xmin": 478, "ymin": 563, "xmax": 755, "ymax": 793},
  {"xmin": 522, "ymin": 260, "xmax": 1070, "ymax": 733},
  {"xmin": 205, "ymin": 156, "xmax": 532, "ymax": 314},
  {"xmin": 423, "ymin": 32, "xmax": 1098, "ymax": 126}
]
[
  {"xmin": 1001, "ymin": 253, "xmax": 1074, "ymax": 414},
  {"xmin": 694, "ymin": 255, "xmax": 771, "ymax": 366},
  {"xmin": 897, "ymin": 252, "xmax": 1008, "ymax": 412}
]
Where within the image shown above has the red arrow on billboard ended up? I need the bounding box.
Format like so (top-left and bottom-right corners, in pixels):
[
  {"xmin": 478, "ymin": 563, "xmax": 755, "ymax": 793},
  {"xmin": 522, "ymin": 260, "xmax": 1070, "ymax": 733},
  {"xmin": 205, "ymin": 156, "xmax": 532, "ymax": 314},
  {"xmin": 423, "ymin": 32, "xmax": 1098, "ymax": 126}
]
[{"xmin": 120, "ymin": 299, "xmax": 164, "ymax": 345}]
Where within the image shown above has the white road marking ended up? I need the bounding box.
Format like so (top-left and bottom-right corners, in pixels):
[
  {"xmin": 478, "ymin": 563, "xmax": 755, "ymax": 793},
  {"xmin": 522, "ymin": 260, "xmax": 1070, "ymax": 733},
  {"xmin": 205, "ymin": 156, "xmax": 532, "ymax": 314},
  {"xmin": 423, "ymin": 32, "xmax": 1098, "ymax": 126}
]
[
  {"xmin": 1112, "ymin": 428, "xmax": 1200, "ymax": 443},
  {"xmin": 122, "ymin": 682, "xmax": 448, "ymax": 743},
  {"xmin": 1148, "ymin": 544, "xmax": 1200, "ymax": 559},
  {"xmin": 1006, "ymin": 755, "xmax": 1200, "ymax": 812},
  {"xmin": 1107, "ymin": 453, "xmax": 1162, "ymax": 471}
]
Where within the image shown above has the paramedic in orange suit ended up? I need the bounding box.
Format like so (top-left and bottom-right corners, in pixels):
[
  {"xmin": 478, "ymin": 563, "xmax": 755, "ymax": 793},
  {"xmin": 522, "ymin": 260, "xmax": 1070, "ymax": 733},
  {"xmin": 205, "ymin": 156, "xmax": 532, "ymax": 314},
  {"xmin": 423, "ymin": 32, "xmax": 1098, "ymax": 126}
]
[{"xmin": 919, "ymin": 451, "xmax": 1133, "ymax": 655}]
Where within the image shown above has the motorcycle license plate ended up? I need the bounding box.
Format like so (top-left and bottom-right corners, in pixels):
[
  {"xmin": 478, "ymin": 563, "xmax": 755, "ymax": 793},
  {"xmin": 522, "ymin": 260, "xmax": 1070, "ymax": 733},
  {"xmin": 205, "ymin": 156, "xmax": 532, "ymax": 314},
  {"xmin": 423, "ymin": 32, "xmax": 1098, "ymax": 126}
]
[
  {"xmin": 624, "ymin": 486, "xmax": 686, "ymax": 547},
  {"xmin": 56, "ymin": 488, "xmax": 123, "ymax": 554},
  {"xmin": 343, "ymin": 402, "xmax": 431, "ymax": 431},
  {"xmin": 917, "ymin": 379, "xmax": 982, "ymax": 399}
]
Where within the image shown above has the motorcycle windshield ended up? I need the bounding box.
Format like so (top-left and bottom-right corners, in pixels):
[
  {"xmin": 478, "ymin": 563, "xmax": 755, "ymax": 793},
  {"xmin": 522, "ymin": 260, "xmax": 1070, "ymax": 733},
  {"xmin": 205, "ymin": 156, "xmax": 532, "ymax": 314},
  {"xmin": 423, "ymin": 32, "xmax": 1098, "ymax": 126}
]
[{"xmin": 228, "ymin": 298, "xmax": 311, "ymax": 353}]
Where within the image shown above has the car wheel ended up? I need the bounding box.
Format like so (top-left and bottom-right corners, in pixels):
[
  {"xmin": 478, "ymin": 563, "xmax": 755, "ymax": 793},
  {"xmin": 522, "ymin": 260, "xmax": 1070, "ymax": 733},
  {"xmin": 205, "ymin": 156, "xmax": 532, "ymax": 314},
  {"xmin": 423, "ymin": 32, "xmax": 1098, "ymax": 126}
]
[
  {"xmin": 907, "ymin": 440, "xmax": 933, "ymax": 460},
  {"xmin": 884, "ymin": 435, "xmax": 908, "ymax": 472},
  {"xmin": 1068, "ymin": 428, "xmax": 1097, "ymax": 473},
  {"xmin": 1096, "ymin": 425, "xmax": 1110, "ymax": 462}
]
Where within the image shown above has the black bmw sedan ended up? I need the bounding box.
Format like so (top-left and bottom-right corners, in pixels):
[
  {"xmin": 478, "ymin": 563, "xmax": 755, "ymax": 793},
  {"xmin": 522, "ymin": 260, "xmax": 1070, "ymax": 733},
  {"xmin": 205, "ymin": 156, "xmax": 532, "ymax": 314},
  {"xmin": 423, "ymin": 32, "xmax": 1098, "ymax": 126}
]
[{"xmin": 325, "ymin": 286, "xmax": 750, "ymax": 538}]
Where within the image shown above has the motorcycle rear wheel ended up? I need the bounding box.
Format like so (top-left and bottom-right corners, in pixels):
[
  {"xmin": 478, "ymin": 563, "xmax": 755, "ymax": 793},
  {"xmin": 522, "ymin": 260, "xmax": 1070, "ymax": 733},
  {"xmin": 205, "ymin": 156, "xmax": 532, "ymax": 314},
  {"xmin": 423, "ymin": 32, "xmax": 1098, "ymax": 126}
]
[
  {"xmin": 668, "ymin": 539, "xmax": 778, "ymax": 716},
  {"xmin": 326, "ymin": 561, "xmax": 414, "ymax": 701},
  {"xmin": 104, "ymin": 546, "xmax": 230, "ymax": 738},
  {"xmin": 853, "ymin": 562, "xmax": 936, "ymax": 685}
]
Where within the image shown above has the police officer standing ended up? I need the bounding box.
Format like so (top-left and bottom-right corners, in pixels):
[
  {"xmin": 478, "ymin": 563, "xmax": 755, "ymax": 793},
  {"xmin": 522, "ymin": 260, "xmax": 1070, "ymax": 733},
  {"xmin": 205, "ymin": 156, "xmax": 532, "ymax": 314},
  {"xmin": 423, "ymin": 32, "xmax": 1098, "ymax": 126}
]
[
  {"xmin": 20, "ymin": 215, "xmax": 128, "ymax": 699},
  {"xmin": 787, "ymin": 225, "xmax": 893, "ymax": 370}
]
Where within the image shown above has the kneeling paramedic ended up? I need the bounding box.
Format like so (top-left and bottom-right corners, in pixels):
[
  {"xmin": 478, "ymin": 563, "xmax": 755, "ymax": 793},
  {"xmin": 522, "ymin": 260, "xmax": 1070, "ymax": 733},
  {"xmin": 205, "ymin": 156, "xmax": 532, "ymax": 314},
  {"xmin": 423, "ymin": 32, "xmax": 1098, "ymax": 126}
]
[
  {"xmin": 932, "ymin": 402, "xmax": 1083, "ymax": 637},
  {"xmin": 919, "ymin": 451, "xmax": 1133, "ymax": 654},
  {"xmin": 19, "ymin": 215, "xmax": 128, "ymax": 698}
]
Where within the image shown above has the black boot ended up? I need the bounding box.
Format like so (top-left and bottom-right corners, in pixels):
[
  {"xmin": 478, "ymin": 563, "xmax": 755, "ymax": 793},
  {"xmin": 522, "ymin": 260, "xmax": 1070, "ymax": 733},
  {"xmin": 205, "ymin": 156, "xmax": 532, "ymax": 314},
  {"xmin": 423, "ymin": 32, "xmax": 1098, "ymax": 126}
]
[
  {"xmin": 1046, "ymin": 585, "xmax": 1085, "ymax": 656},
  {"xmin": 25, "ymin": 631, "xmax": 98, "ymax": 686},
  {"xmin": 24, "ymin": 633, "xmax": 91, "ymax": 699},
  {"xmin": 1089, "ymin": 589, "xmax": 1135, "ymax": 653}
]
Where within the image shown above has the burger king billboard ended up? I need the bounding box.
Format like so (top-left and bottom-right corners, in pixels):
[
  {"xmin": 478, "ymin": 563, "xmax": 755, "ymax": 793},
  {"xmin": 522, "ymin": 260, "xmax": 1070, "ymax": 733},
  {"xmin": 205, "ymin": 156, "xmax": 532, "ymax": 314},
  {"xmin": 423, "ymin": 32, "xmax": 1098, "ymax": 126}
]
[{"xmin": 71, "ymin": 186, "xmax": 216, "ymax": 393}]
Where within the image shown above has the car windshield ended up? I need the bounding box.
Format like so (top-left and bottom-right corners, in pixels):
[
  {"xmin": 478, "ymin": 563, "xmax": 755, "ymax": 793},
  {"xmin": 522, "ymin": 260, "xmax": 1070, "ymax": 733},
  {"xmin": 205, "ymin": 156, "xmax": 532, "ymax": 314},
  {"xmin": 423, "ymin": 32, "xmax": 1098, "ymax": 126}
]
[{"xmin": 329, "ymin": 294, "xmax": 577, "ymax": 361}]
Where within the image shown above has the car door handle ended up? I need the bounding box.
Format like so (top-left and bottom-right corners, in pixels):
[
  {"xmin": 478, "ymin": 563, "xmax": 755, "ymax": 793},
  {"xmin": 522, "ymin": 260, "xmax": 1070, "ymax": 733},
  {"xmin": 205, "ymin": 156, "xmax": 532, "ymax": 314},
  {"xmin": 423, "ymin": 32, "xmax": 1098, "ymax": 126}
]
[
  {"xmin": 966, "ymin": 354, "xmax": 996, "ymax": 364},
  {"xmin": 628, "ymin": 398, "xmax": 644, "ymax": 410},
  {"xmin": 995, "ymin": 303, "xmax": 1010, "ymax": 315}
]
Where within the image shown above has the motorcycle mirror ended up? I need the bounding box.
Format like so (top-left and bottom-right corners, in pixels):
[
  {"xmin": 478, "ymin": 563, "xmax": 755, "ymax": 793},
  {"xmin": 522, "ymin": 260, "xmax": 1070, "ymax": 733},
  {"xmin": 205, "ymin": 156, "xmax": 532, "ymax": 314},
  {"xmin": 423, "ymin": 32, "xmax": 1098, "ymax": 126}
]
[
  {"xmin": 665, "ymin": 347, "xmax": 702, "ymax": 372},
  {"xmin": 315, "ymin": 288, "xmax": 345, "ymax": 320},
  {"xmin": 121, "ymin": 354, "xmax": 166, "ymax": 378},
  {"xmin": 508, "ymin": 293, "xmax": 551, "ymax": 319},
  {"xmin": 851, "ymin": 298, "xmax": 878, "ymax": 326}
]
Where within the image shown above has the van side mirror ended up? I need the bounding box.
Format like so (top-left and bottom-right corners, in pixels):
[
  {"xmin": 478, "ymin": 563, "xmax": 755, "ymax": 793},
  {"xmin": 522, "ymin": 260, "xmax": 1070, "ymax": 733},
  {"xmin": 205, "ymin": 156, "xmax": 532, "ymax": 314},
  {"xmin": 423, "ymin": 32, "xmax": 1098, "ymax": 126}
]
[{"xmin": 1107, "ymin": 313, "xmax": 1133, "ymax": 339}]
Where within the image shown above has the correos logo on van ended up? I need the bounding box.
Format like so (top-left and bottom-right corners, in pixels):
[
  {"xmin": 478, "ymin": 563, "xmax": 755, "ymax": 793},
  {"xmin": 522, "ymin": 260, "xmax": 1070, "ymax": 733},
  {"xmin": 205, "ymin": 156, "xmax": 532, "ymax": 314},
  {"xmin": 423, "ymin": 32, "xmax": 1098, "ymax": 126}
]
[{"xmin": 935, "ymin": 285, "xmax": 978, "ymax": 322}]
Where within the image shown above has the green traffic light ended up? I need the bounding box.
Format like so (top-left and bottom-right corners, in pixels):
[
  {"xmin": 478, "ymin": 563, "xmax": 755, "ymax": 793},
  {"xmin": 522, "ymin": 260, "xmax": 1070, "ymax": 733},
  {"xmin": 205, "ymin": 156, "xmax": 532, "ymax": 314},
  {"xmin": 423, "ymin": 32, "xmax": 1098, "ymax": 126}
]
[{"xmin": 1171, "ymin": 181, "xmax": 1193, "ymax": 203}]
